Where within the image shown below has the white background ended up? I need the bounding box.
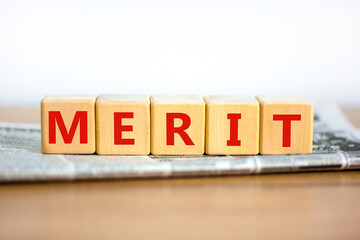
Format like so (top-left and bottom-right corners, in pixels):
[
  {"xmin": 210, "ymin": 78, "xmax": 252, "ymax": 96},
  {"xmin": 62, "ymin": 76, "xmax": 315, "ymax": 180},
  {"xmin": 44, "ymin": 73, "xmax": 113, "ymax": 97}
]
[{"xmin": 1, "ymin": 0, "xmax": 359, "ymax": 106}]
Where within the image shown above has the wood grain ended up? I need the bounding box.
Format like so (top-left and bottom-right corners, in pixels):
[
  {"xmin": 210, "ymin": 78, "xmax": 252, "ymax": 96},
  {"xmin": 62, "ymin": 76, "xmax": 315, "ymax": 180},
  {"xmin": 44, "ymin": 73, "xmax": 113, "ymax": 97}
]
[
  {"xmin": 150, "ymin": 95, "xmax": 205, "ymax": 155},
  {"xmin": 0, "ymin": 106, "xmax": 360, "ymax": 240},
  {"xmin": 1, "ymin": 172, "xmax": 360, "ymax": 240},
  {"xmin": 256, "ymin": 96, "xmax": 313, "ymax": 154},
  {"xmin": 41, "ymin": 95, "xmax": 96, "ymax": 154},
  {"xmin": 96, "ymin": 94, "xmax": 150, "ymax": 155},
  {"xmin": 204, "ymin": 95, "xmax": 259, "ymax": 155}
]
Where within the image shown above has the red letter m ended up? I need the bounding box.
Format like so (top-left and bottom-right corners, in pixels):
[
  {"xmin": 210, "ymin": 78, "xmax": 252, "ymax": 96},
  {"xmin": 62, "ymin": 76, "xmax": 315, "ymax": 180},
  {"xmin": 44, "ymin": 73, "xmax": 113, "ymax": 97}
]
[{"xmin": 48, "ymin": 111, "xmax": 88, "ymax": 144}]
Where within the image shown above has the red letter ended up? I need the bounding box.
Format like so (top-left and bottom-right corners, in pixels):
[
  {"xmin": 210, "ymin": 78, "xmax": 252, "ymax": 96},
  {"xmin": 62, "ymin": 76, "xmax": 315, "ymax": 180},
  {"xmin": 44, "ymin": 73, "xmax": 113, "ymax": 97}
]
[
  {"xmin": 49, "ymin": 111, "xmax": 88, "ymax": 144},
  {"xmin": 114, "ymin": 112, "xmax": 135, "ymax": 145},
  {"xmin": 227, "ymin": 113, "xmax": 242, "ymax": 146},
  {"xmin": 166, "ymin": 113, "xmax": 195, "ymax": 146},
  {"xmin": 273, "ymin": 114, "xmax": 301, "ymax": 147}
]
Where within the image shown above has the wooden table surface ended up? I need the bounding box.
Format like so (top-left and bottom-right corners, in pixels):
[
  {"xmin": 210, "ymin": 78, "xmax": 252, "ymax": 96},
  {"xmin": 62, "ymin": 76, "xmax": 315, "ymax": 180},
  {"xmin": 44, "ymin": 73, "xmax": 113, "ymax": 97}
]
[{"xmin": 1, "ymin": 107, "xmax": 360, "ymax": 240}]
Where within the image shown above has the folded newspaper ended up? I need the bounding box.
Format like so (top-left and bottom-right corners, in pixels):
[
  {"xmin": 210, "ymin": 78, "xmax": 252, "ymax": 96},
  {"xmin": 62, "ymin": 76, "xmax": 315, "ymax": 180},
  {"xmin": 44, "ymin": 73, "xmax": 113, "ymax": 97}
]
[{"xmin": 1, "ymin": 98, "xmax": 360, "ymax": 182}]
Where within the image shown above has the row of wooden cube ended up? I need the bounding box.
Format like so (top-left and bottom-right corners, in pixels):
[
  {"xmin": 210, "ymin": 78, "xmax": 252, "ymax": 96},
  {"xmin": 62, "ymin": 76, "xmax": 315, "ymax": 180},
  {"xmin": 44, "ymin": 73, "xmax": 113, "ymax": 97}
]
[{"xmin": 41, "ymin": 95, "xmax": 313, "ymax": 155}]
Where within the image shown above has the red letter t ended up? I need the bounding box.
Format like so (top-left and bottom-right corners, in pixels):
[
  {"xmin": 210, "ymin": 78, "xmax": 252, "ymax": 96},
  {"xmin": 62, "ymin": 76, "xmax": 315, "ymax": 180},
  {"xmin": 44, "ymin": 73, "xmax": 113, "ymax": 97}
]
[{"xmin": 273, "ymin": 114, "xmax": 301, "ymax": 147}]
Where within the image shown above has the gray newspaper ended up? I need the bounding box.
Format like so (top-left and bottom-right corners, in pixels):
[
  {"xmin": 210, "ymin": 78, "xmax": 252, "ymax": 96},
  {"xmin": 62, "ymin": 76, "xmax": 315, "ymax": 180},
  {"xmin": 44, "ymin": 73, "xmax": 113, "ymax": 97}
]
[{"xmin": 1, "ymin": 98, "xmax": 360, "ymax": 182}]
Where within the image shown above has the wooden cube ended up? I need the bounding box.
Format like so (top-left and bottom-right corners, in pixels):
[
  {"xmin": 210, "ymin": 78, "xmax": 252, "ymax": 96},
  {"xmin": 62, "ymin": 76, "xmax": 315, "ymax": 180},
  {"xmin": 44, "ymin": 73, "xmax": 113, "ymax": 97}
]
[
  {"xmin": 41, "ymin": 95, "xmax": 96, "ymax": 154},
  {"xmin": 96, "ymin": 94, "xmax": 150, "ymax": 155},
  {"xmin": 150, "ymin": 95, "xmax": 205, "ymax": 155},
  {"xmin": 256, "ymin": 96, "xmax": 313, "ymax": 154},
  {"xmin": 204, "ymin": 96, "xmax": 259, "ymax": 155}
]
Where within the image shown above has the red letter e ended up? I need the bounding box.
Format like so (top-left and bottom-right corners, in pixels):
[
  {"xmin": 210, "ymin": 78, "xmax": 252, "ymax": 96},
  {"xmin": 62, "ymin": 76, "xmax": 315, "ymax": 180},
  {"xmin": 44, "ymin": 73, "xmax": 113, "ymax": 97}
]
[{"xmin": 114, "ymin": 112, "xmax": 135, "ymax": 145}]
